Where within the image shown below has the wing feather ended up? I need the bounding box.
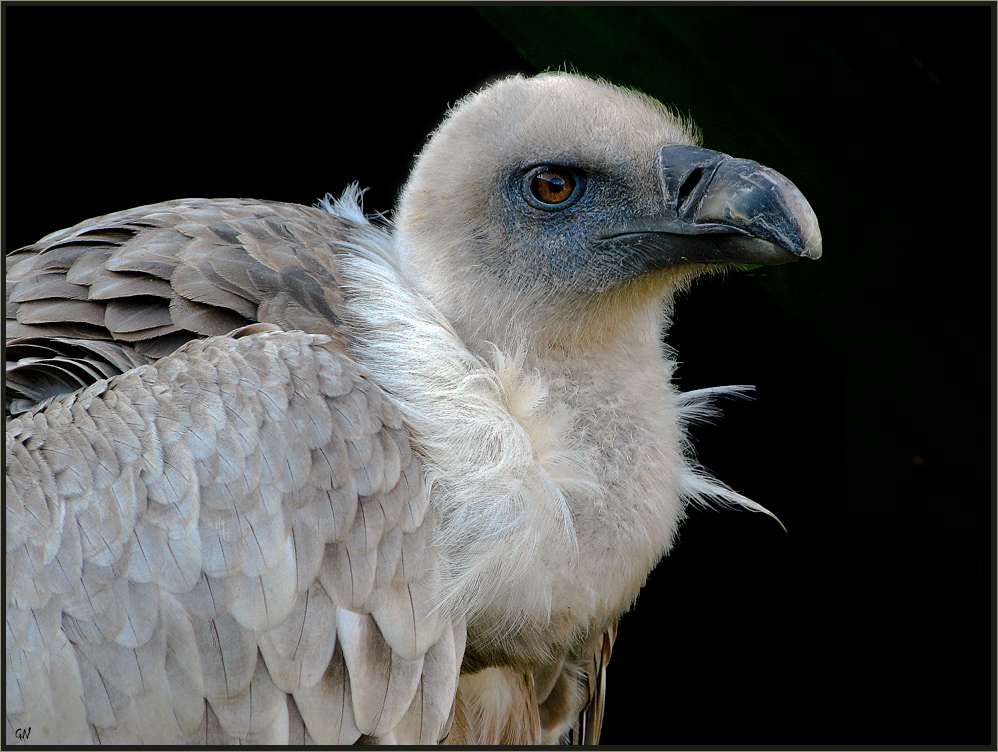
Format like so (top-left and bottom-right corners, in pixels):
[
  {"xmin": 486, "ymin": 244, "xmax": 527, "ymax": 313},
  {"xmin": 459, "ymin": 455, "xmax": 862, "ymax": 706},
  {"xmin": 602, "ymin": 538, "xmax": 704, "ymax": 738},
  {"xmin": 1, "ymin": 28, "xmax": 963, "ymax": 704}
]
[
  {"xmin": 7, "ymin": 273, "xmax": 90, "ymax": 302},
  {"xmin": 5, "ymin": 198, "xmax": 355, "ymax": 418},
  {"xmin": 87, "ymin": 268, "xmax": 174, "ymax": 300},
  {"xmin": 16, "ymin": 297, "xmax": 107, "ymax": 326},
  {"xmin": 291, "ymin": 642, "xmax": 363, "ymax": 744},
  {"xmin": 393, "ymin": 618, "xmax": 463, "ymax": 744},
  {"xmin": 258, "ymin": 581, "xmax": 339, "ymax": 692},
  {"xmin": 336, "ymin": 608, "xmax": 425, "ymax": 738},
  {"xmin": 5, "ymin": 326, "xmax": 464, "ymax": 745}
]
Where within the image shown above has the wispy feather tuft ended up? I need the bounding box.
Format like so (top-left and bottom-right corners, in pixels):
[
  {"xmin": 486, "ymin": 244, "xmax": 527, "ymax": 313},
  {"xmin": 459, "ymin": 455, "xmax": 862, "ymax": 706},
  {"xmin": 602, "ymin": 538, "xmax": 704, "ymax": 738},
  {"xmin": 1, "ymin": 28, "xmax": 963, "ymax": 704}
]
[
  {"xmin": 323, "ymin": 189, "xmax": 591, "ymax": 634},
  {"xmin": 674, "ymin": 386, "xmax": 784, "ymax": 530}
]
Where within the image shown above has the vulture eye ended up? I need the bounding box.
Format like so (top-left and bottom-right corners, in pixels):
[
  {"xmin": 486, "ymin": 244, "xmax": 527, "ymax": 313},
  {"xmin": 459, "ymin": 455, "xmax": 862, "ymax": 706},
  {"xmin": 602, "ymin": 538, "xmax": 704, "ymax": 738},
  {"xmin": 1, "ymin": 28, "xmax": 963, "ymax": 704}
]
[{"xmin": 524, "ymin": 166, "xmax": 583, "ymax": 210}]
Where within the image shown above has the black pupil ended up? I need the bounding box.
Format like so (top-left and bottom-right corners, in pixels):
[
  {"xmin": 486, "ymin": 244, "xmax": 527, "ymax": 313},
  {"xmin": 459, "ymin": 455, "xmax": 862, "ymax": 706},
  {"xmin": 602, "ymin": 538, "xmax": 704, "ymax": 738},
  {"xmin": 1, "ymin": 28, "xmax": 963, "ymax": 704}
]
[
  {"xmin": 544, "ymin": 175, "xmax": 567, "ymax": 195},
  {"xmin": 534, "ymin": 171, "xmax": 572, "ymax": 203}
]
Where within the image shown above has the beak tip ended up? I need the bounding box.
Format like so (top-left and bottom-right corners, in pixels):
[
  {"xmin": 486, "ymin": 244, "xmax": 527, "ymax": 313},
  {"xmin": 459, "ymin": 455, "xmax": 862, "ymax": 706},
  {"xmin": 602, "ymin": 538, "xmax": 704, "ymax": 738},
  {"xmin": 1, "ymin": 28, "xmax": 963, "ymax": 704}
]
[
  {"xmin": 798, "ymin": 216, "xmax": 823, "ymax": 260},
  {"xmin": 776, "ymin": 171, "xmax": 822, "ymax": 260}
]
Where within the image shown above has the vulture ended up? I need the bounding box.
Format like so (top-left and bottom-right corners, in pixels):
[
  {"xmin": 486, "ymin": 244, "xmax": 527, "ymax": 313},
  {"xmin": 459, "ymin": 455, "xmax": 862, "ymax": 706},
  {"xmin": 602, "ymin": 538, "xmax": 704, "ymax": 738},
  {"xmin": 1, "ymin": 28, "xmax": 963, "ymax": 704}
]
[{"xmin": 4, "ymin": 72, "xmax": 821, "ymax": 745}]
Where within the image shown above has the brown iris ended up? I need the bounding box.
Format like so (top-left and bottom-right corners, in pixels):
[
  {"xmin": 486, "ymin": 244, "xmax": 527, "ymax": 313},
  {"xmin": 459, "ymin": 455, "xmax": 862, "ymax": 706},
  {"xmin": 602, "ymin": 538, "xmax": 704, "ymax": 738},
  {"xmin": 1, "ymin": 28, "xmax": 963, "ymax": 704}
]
[{"xmin": 529, "ymin": 169, "xmax": 576, "ymax": 205}]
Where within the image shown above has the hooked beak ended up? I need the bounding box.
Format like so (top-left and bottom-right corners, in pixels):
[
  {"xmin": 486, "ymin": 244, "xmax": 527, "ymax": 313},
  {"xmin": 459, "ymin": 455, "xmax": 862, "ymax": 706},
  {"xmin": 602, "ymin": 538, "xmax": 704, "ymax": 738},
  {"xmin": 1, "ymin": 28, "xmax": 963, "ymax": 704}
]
[{"xmin": 601, "ymin": 145, "xmax": 822, "ymax": 269}]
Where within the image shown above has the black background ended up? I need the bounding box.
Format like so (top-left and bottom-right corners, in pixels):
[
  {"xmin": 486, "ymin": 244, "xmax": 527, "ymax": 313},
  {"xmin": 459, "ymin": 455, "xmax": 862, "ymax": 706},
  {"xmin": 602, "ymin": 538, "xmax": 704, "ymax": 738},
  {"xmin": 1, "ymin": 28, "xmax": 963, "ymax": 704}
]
[{"xmin": 2, "ymin": 5, "xmax": 994, "ymax": 748}]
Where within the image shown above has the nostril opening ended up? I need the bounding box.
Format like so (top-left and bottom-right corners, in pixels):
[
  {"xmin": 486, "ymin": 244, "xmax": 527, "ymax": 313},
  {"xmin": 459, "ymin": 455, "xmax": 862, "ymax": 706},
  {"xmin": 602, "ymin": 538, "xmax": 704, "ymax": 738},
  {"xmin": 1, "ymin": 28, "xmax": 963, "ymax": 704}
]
[{"xmin": 677, "ymin": 168, "xmax": 704, "ymax": 210}]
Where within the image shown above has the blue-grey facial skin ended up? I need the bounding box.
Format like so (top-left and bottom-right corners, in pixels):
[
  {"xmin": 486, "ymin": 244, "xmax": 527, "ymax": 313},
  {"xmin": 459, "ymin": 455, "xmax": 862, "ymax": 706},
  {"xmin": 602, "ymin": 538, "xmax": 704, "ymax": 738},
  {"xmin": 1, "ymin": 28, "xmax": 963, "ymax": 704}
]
[
  {"xmin": 488, "ymin": 156, "xmax": 668, "ymax": 295},
  {"xmin": 481, "ymin": 146, "xmax": 820, "ymax": 298}
]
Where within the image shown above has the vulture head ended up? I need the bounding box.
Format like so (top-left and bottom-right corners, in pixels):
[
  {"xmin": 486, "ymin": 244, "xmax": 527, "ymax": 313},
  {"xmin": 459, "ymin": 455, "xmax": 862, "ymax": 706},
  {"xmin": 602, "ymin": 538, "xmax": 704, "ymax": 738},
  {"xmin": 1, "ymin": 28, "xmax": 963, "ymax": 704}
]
[{"xmin": 397, "ymin": 72, "xmax": 821, "ymax": 352}]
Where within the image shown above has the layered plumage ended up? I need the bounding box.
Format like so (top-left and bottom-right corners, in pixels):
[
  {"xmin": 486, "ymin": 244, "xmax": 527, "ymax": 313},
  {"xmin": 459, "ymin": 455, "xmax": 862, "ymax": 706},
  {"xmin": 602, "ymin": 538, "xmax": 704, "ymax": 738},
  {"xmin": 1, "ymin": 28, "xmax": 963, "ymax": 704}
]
[{"xmin": 5, "ymin": 73, "xmax": 820, "ymax": 745}]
